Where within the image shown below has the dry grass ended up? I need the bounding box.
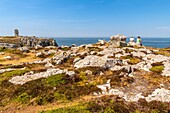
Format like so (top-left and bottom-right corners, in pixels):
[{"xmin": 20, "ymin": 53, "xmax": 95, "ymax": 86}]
[
  {"xmin": 139, "ymin": 71, "xmax": 170, "ymax": 85},
  {"xmin": 0, "ymin": 52, "xmax": 41, "ymax": 65},
  {"xmin": 26, "ymin": 63, "xmax": 47, "ymax": 72},
  {"xmin": 154, "ymin": 49, "xmax": 170, "ymax": 57},
  {"xmin": 0, "ymin": 37, "xmax": 20, "ymax": 45},
  {"xmin": 120, "ymin": 55, "xmax": 141, "ymax": 64}
]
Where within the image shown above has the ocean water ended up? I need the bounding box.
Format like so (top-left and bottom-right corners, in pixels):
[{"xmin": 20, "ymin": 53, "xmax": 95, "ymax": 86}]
[{"xmin": 54, "ymin": 37, "xmax": 170, "ymax": 48}]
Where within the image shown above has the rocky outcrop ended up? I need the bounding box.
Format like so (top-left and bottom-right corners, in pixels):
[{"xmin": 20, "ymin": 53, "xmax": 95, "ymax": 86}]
[
  {"xmin": 0, "ymin": 68, "xmax": 17, "ymax": 74},
  {"xmin": 0, "ymin": 36, "xmax": 58, "ymax": 48},
  {"xmin": 9, "ymin": 68, "xmax": 75, "ymax": 85},
  {"xmin": 20, "ymin": 36, "xmax": 58, "ymax": 48},
  {"xmin": 74, "ymin": 55, "xmax": 121, "ymax": 69},
  {"xmin": 52, "ymin": 51, "xmax": 71, "ymax": 65},
  {"xmin": 110, "ymin": 34, "xmax": 127, "ymax": 47},
  {"xmin": 0, "ymin": 43, "xmax": 17, "ymax": 48},
  {"xmin": 95, "ymin": 81, "xmax": 170, "ymax": 102}
]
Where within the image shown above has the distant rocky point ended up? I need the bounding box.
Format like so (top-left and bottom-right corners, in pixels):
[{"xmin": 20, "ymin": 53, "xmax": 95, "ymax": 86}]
[{"xmin": 0, "ymin": 29, "xmax": 58, "ymax": 48}]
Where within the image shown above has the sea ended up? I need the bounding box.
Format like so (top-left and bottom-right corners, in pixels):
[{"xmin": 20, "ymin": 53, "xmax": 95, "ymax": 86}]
[{"xmin": 54, "ymin": 37, "xmax": 170, "ymax": 48}]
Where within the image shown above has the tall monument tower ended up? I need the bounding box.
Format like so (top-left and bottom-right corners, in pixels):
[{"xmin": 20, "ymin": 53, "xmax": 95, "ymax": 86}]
[{"xmin": 14, "ymin": 29, "xmax": 19, "ymax": 37}]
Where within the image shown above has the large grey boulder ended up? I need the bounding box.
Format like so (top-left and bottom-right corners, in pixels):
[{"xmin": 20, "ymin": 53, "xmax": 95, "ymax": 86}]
[
  {"xmin": 110, "ymin": 34, "xmax": 127, "ymax": 47},
  {"xmin": 74, "ymin": 55, "xmax": 119, "ymax": 69},
  {"xmin": 52, "ymin": 51, "xmax": 71, "ymax": 65}
]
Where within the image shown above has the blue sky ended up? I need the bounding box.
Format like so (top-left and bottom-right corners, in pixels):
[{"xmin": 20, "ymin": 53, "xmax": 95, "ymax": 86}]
[{"xmin": 0, "ymin": 0, "xmax": 170, "ymax": 37}]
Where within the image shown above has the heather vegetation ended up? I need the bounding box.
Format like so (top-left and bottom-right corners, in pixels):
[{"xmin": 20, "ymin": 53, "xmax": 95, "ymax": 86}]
[{"xmin": 40, "ymin": 96, "xmax": 170, "ymax": 113}]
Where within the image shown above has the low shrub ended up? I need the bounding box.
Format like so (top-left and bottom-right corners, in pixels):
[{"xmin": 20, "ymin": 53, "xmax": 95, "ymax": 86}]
[
  {"xmin": 0, "ymin": 47, "xmax": 8, "ymax": 52},
  {"xmin": 15, "ymin": 93, "xmax": 31, "ymax": 104},
  {"xmin": 5, "ymin": 73, "xmax": 100, "ymax": 105}
]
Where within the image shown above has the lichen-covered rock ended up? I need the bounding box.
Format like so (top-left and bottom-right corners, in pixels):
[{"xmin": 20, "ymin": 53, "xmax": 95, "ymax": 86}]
[
  {"xmin": 74, "ymin": 55, "xmax": 119, "ymax": 69},
  {"xmin": 18, "ymin": 47, "xmax": 29, "ymax": 52}
]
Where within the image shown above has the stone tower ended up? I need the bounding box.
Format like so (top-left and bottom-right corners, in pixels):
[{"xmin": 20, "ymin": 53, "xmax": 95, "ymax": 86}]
[{"xmin": 14, "ymin": 29, "xmax": 19, "ymax": 36}]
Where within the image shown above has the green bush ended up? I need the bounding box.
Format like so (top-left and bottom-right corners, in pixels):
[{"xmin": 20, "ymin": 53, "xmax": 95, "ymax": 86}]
[
  {"xmin": 36, "ymin": 96, "xmax": 48, "ymax": 105},
  {"xmin": 15, "ymin": 93, "xmax": 31, "ymax": 104},
  {"xmin": 53, "ymin": 91, "xmax": 66, "ymax": 100},
  {"xmin": 0, "ymin": 47, "xmax": 8, "ymax": 52}
]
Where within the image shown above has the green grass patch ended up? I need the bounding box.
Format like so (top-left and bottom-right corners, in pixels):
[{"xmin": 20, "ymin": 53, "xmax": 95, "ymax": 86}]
[
  {"xmin": 45, "ymin": 74, "xmax": 66, "ymax": 86},
  {"xmin": 0, "ymin": 47, "xmax": 8, "ymax": 52},
  {"xmin": 15, "ymin": 92, "xmax": 31, "ymax": 104},
  {"xmin": 120, "ymin": 55, "xmax": 141, "ymax": 64},
  {"xmin": 128, "ymin": 57, "xmax": 141, "ymax": 64},
  {"xmin": 150, "ymin": 65, "xmax": 164, "ymax": 73},
  {"xmin": 0, "ymin": 69, "xmax": 29, "ymax": 106},
  {"xmin": 0, "ymin": 69, "xmax": 29, "ymax": 78},
  {"xmin": 0, "ymin": 69, "xmax": 29, "ymax": 85},
  {"xmin": 0, "ymin": 47, "xmax": 27, "ymax": 58}
]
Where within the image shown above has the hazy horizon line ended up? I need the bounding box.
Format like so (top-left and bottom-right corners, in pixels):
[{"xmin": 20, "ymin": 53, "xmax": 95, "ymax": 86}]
[{"xmin": 1, "ymin": 35, "xmax": 170, "ymax": 38}]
